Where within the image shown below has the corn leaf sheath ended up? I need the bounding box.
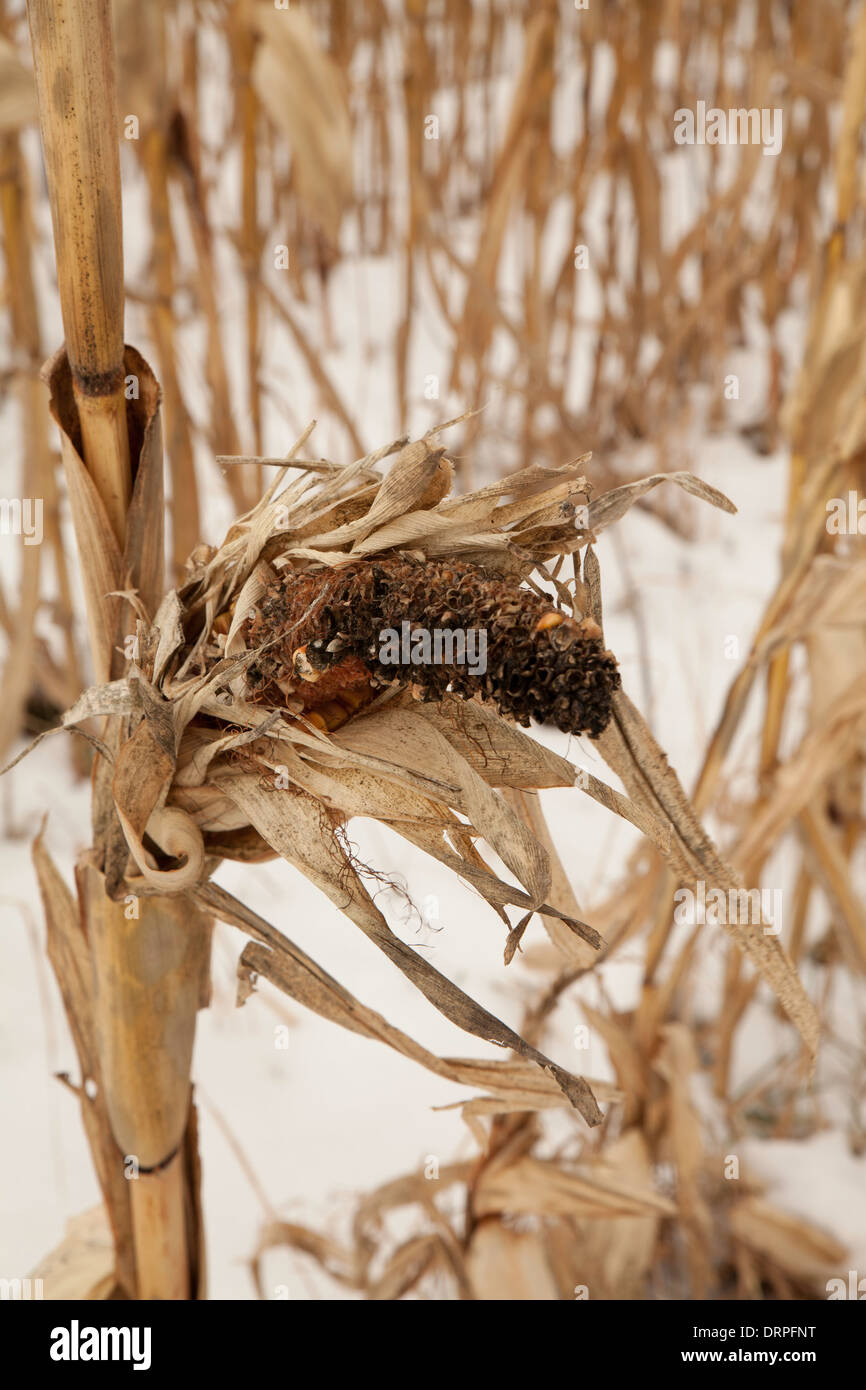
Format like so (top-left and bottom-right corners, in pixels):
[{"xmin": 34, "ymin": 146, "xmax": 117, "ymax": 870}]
[{"xmin": 26, "ymin": 0, "xmax": 209, "ymax": 1299}]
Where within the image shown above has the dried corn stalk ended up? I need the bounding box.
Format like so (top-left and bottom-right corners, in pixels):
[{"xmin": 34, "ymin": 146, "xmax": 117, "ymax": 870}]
[{"xmin": 10, "ymin": 418, "xmax": 818, "ymax": 1139}]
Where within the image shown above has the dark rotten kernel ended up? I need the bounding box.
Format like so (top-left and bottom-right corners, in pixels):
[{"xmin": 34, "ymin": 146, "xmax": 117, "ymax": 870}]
[{"xmin": 243, "ymin": 557, "xmax": 620, "ymax": 739}]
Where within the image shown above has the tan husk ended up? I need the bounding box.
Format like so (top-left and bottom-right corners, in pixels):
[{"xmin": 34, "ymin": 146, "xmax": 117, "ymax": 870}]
[{"xmin": 18, "ymin": 415, "xmax": 819, "ymax": 1135}]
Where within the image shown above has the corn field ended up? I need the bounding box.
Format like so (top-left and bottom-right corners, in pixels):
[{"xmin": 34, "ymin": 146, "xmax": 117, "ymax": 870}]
[{"xmin": 1, "ymin": 0, "xmax": 865, "ymax": 1330}]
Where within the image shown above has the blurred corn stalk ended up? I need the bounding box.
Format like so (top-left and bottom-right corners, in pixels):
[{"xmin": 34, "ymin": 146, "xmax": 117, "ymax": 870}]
[
  {"xmin": 249, "ymin": 1111, "xmax": 849, "ymax": 1300},
  {"xmin": 0, "ymin": 25, "xmax": 85, "ymax": 765},
  {"xmin": 649, "ymin": 0, "xmax": 866, "ymax": 1068}
]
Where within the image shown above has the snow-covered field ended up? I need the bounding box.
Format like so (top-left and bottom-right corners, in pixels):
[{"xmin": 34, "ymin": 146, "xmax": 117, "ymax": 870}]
[{"xmin": 2, "ymin": 15, "xmax": 865, "ymax": 1296}]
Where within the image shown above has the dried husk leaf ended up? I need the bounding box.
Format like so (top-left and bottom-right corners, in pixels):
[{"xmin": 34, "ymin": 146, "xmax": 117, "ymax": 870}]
[
  {"xmin": 597, "ymin": 689, "xmax": 819, "ymax": 1060},
  {"xmin": 32, "ymin": 830, "xmax": 137, "ymax": 1297},
  {"xmin": 587, "ymin": 471, "xmax": 736, "ymax": 535},
  {"xmin": 43, "ymin": 346, "xmax": 164, "ymax": 684},
  {"xmin": 472, "ymin": 1155, "xmax": 675, "ymax": 1221},
  {"xmin": 201, "ymin": 789, "xmax": 603, "ymax": 1125},
  {"xmin": 29, "ymin": 1206, "xmax": 117, "ymax": 1300},
  {"xmin": 79, "ymin": 854, "xmax": 212, "ymax": 1167}
]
